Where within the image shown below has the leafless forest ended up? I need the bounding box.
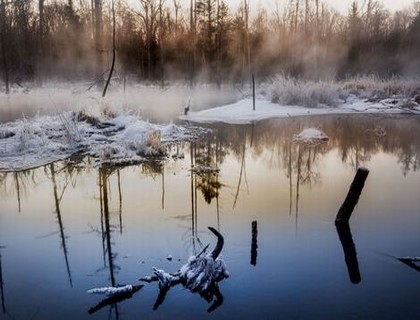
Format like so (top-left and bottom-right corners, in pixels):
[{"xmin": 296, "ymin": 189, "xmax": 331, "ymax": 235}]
[{"xmin": 1, "ymin": 0, "xmax": 420, "ymax": 93}]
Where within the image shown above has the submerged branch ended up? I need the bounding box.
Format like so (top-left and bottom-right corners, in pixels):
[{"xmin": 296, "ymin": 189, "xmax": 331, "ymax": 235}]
[{"xmin": 140, "ymin": 226, "xmax": 228, "ymax": 312}]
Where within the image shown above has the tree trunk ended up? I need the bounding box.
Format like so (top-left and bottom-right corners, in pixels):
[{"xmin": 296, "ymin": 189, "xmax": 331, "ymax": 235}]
[
  {"xmin": 159, "ymin": 0, "xmax": 164, "ymax": 87},
  {"xmin": 244, "ymin": 0, "xmax": 250, "ymax": 75},
  {"xmin": 37, "ymin": 0, "xmax": 45, "ymax": 85},
  {"xmin": 190, "ymin": 0, "xmax": 196, "ymax": 87},
  {"xmin": 102, "ymin": 0, "xmax": 115, "ymax": 97},
  {"xmin": 294, "ymin": 0, "xmax": 299, "ymax": 34},
  {"xmin": 94, "ymin": 0, "xmax": 104, "ymax": 90},
  {"xmin": 0, "ymin": 0, "xmax": 9, "ymax": 94}
]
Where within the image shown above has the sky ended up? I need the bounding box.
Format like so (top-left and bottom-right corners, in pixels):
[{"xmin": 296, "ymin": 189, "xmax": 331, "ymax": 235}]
[{"xmin": 176, "ymin": 0, "xmax": 416, "ymax": 13}]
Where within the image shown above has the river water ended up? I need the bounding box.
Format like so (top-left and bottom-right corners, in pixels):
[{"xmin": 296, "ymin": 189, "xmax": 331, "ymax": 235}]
[{"xmin": 0, "ymin": 114, "xmax": 419, "ymax": 319}]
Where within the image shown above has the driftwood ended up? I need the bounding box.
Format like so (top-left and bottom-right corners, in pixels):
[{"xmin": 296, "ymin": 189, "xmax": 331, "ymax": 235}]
[
  {"xmin": 87, "ymin": 227, "xmax": 227, "ymax": 313},
  {"xmin": 140, "ymin": 227, "xmax": 228, "ymax": 313},
  {"xmin": 335, "ymin": 167, "xmax": 369, "ymax": 223},
  {"xmin": 88, "ymin": 285, "xmax": 143, "ymax": 314}
]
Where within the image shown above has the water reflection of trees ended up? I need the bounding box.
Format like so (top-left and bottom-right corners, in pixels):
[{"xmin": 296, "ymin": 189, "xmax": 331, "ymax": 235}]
[
  {"xmin": 177, "ymin": 136, "xmax": 227, "ymax": 254},
  {"xmin": 204, "ymin": 120, "xmax": 327, "ymax": 220},
  {"xmin": 331, "ymin": 116, "xmax": 420, "ymax": 174},
  {"xmin": 0, "ymin": 247, "xmax": 6, "ymax": 315},
  {"xmin": 89, "ymin": 166, "xmax": 123, "ymax": 317},
  {"xmin": 203, "ymin": 115, "xmax": 420, "ymax": 180},
  {"xmin": 0, "ymin": 170, "xmax": 37, "ymax": 213},
  {"xmin": 46, "ymin": 163, "xmax": 74, "ymax": 287},
  {"xmin": 0, "ymin": 247, "xmax": 15, "ymax": 319},
  {"xmin": 98, "ymin": 167, "xmax": 121, "ymax": 287}
]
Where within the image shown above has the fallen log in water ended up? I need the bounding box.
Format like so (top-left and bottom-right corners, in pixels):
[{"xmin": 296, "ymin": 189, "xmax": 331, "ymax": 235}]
[
  {"xmin": 87, "ymin": 285, "xmax": 143, "ymax": 314},
  {"xmin": 140, "ymin": 226, "xmax": 229, "ymax": 312}
]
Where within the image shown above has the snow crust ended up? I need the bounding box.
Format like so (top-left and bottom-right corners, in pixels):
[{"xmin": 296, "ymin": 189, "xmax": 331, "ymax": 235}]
[
  {"xmin": 87, "ymin": 285, "xmax": 136, "ymax": 296},
  {"xmin": 180, "ymin": 97, "xmax": 420, "ymax": 124},
  {"xmin": 294, "ymin": 128, "xmax": 328, "ymax": 143},
  {"xmin": 0, "ymin": 112, "xmax": 203, "ymax": 172}
]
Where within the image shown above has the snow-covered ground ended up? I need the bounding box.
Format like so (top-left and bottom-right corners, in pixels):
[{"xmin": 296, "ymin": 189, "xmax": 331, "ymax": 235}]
[
  {"xmin": 180, "ymin": 96, "xmax": 420, "ymax": 124},
  {"xmin": 0, "ymin": 111, "xmax": 204, "ymax": 172}
]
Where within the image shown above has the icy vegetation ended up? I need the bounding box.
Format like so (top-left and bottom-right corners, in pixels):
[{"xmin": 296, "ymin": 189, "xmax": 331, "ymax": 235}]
[
  {"xmin": 141, "ymin": 227, "xmax": 228, "ymax": 292},
  {"xmin": 140, "ymin": 227, "xmax": 228, "ymax": 312},
  {"xmin": 269, "ymin": 74, "xmax": 341, "ymax": 108},
  {"xmin": 181, "ymin": 76, "xmax": 420, "ymax": 124},
  {"xmin": 0, "ymin": 110, "xmax": 205, "ymax": 171},
  {"xmin": 268, "ymin": 74, "xmax": 420, "ymax": 108}
]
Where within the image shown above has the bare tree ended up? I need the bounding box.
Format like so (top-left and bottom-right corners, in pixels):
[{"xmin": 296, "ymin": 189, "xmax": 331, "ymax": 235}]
[
  {"xmin": 244, "ymin": 0, "xmax": 250, "ymax": 73},
  {"xmin": 94, "ymin": 0, "xmax": 104, "ymax": 88},
  {"xmin": 37, "ymin": 0, "xmax": 45, "ymax": 84},
  {"xmin": 102, "ymin": 0, "xmax": 115, "ymax": 97},
  {"xmin": 0, "ymin": 0, "xmax": 9, "ymax": 93},
  {"xmin": 137, "ymin": 0, "xmax": 159, "ymax": 79}
]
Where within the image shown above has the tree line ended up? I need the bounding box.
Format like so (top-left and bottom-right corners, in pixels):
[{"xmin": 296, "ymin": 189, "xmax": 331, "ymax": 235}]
[{"xmin": 1, "ymin": 0, "xmax": 420, "ymax": 93}]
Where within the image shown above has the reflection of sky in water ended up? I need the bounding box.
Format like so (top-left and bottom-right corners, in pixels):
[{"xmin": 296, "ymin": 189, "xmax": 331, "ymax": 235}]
[{"xmin": 0, "ymin": 115, "xmax": 420, "ymax": 319}]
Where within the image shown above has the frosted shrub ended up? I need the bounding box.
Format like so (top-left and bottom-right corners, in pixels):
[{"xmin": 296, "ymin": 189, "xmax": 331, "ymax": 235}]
[
  {"xmin": 269, "ymin": 75, "xmax": 341, "ymax": 108},
  {"xmin": 269, "ymin": 74, "xmax": 420, "ymax": 107},
  {"xmin": 340, "ymin": 75, "xmax": 420, "ymax": 100},
  {"xmin": 145, "ymin": 130, "xmax": 162, "ymax": 152},
  {"xmin": 16, "ymin": 121, "xmax": 45, "ymax": 152}
]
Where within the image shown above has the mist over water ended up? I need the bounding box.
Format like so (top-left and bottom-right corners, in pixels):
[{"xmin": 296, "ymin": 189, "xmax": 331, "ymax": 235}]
[{"xmin": 0, "ymin": 83, "xmax": 239, "ymax": 123}]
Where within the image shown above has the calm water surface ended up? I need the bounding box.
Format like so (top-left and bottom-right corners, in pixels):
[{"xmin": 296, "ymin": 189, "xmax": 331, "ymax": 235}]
[{"xmin": 1, "ymin": 115, "xmax": 420, "ymax": 319}]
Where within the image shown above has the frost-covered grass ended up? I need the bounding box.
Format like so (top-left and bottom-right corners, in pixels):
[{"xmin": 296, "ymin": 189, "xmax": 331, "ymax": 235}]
[
  {"xmin": 341, "ymin": 75, "xmax": 420, "ymax": 101},
  {"xmin": 0, "ymin": 109, "xmax": 205, "ymax": 171},
  {"xmin": 268, "ymin": 75, "xmax": 342, "ymax": 108},
  {"xmin": 267, "ymin": 74, "xmax": 420, "ymax": 108}
]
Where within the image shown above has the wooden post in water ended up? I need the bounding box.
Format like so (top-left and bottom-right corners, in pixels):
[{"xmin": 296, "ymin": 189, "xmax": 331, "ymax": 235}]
[
  {"xmin": 252, "ymin": 74, "xmax": 256, "ymax": 111},
  {"xmin": 335, "ymin": 167, "xmax": 369, "ymax": 224},
  {"xmin": 250, "ymin": 220, "xmax": 258, "ymax": 266}
]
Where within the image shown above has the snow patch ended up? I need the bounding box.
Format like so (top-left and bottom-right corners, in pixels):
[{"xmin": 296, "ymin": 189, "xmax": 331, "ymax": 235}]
[
  {"xmin": 87, "ymin": 285, "xmax": 137, "ymax": 296},
  {"xmin": 294, "ymin": 128, "xmax": 328, "ymax": 143},
  {"xmin": 180, "ymin": 97, "xmax": 420, "ymax": 124}
]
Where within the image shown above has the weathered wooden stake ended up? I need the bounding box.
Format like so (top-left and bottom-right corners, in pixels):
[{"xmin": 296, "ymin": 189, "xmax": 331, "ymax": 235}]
[
  {"xmin": 335, "ymin": 167, "xmax": 369, "ymax": 223},
  {"xmin": 250, "ymin": 220, "xmax": 258, "ymax": 266},
  {"xmin": 252, "ymin": 73, "xmax": 256, "ymax": 111}
]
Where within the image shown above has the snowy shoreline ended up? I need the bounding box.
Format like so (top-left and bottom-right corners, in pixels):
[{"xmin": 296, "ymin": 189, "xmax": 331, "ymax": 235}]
[{"xmin": 179, "ymin": 97, "xmax": 420, "ymax": 124}]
